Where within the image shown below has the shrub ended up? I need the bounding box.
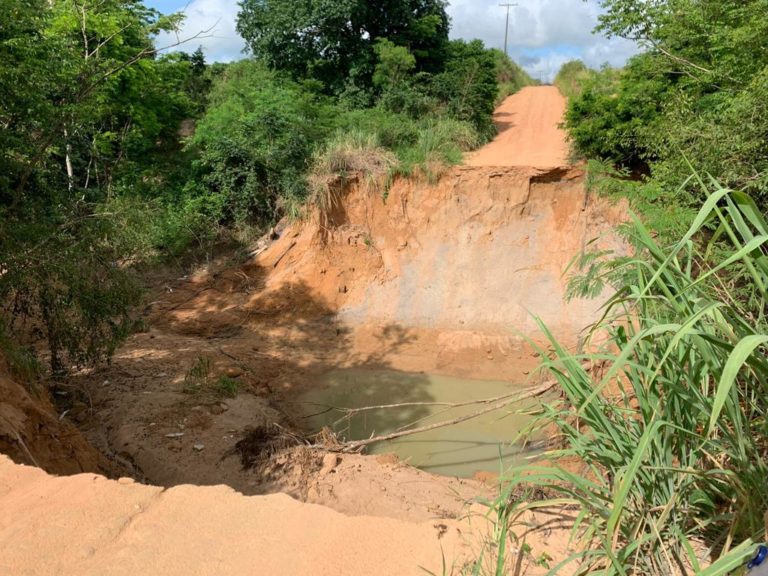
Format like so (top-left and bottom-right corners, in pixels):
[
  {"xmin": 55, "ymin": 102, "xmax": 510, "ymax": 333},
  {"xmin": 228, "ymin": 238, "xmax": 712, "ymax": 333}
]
[
  {"xmin": 430, "ymin": 39, "xmax": 499, "ymax": 139},
  {"xmin": 553, "ymin": 60, "xmax": 594, "ymax": 100},
  {"xmin": 493, "ymin": 49, "xmax": 537, "ymax": 103},
  {"xmin": 190, "ymin": 60, "xmax": 336, "ymax": 225}
]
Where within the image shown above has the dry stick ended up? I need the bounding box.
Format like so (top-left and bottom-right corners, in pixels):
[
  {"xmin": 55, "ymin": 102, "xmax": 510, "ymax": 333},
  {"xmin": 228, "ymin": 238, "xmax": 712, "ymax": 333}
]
[
  {"xmin": 327, "ymin": 387, "xmax": 541, "ymax": 429},
  {"xmin": 273, "ymin": 241, "xmax": 298, "ymax": 268},
  {"xmin": 333, "ymin": 381, "xmax": 556, "ymax": 453},
  {"xmin": 13, "ymin": 430, "xmax": 40, "ymax": 468},
  {"xmin": 0, "ymin": 414, "xmax": 40, "ymax": 468}
]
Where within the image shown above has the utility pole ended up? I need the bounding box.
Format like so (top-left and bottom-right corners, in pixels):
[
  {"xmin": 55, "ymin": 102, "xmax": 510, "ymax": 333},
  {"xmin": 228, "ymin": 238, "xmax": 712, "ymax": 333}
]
[{"xmin": 499, "ymin": 3, "xmax": 518, "ymax": 57}]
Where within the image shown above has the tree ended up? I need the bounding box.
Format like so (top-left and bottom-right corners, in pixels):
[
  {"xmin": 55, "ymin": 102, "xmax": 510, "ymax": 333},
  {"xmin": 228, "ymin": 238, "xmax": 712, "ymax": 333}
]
[
  {"xmin": 430, "ymin": 40, "xmax": 498, "ymax": 138},
  {"xmin": 0, "ymin": 0, "xmax": 194, "ymax": 373},
  {"xmin": 236, "ymin": 0, "xmax": 450, "ymax": 92},
  {"xmin": 372, "ymin": 39, "xmax": 416, "ymax": 90}
]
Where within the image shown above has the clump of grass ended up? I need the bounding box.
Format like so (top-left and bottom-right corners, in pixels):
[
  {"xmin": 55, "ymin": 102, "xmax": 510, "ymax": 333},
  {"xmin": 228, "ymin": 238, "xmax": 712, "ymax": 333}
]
[
  {"xmin": 396, "ymin": 118, "xmax": 480, "ymax": 182},
  {"xmin": 491, "ymin": 177, "xmax": 768, "ymax": 575},
  {"xmin": 0, "ymin": 323, "xmax": 41, "ymax": 388},
  {"xmin": 215, "ymin": 375, "xmax": 239, "ymax": 398},
  {"xmin": 183, "ymin": 356, "xmax": 212, "ymax": 394},
  {"xmin": 308, "ymin": 130, "xmax": 397, "ymax": 217}
]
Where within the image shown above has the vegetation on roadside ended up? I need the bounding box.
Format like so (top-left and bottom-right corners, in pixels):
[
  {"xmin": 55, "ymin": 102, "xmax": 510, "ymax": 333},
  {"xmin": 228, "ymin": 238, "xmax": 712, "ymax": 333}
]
[
  {"xmin": 1, "ymin": 0, "xmax": 535, "ymax": 376},
  {"xmin": 484, "ymin": 181, "xmax": 768, "ymax": 576},
  {"xmin": 554, "ymin": 0, "xmax": 768, "ymax": 241}
]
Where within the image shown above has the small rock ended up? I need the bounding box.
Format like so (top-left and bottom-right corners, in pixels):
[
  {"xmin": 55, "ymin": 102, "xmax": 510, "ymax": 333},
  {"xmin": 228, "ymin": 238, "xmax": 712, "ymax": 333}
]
[
  {"xmin": 375, "ymin": 453, "xmax": 399, "ymax": 466},
  {"xmin": 193, "ymin": 443, "xmax": 205, "ymax": 452},
  {"xmin": 165, "ymin": 432, "xmax": 185, "ymax": 438},
  {"xmin": 117, "ymin": 477, "xmax": 134, "ymax": 485},
  {"xmin": 224, "ymin": 367, "xmax": 244, "ymax": 378},
  {"xmin": 219, "ymin": 402, "xmax": 229, "ymax": 412}
]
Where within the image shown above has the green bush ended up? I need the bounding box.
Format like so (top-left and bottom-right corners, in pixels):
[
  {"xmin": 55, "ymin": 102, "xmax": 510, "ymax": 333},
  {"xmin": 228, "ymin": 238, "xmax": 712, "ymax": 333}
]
[
  {"xmin": 494, "ymin": 49, "xmax": 537, "ymax": 103},
  {"xmin": 553, "ymin": 60, "xmax": 594, "ymax": 100},
  {"xmin": 563, "ymin": 56, "xmax": 667, "ymax": 167},
  {"xmin": 430, "ymin": 39, "xmax": 499, "ymax": 139},
  {"xmin": 190, "ymin": 61, "xmax": 336, "ymax": 224}
]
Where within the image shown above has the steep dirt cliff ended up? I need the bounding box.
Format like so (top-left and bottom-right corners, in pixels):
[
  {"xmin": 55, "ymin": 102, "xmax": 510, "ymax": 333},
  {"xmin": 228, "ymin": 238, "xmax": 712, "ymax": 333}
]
[
  {"xmin": 0, "ymin": 359, "xmax": 105, "ymax": 475},
  {"xmin": 158, "ymin": 165, "xmax": 625, "ymax": 381}
]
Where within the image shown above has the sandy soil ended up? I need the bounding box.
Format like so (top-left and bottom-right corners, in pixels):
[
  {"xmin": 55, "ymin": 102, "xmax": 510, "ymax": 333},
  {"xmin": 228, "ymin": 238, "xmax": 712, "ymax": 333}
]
[
  {"xmin": 466, "ymin": 86, "xmax": 570, "ymax": 167},
  {"xmin": 0, "ymin": 456, "xmax": 476, "ymax": 575}
]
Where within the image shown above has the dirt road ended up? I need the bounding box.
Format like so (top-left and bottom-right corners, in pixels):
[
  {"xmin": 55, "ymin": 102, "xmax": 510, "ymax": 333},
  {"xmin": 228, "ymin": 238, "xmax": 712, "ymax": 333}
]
[{"xmin": 466, "ymin": 86, "xmax": 570, "ymax": 168}]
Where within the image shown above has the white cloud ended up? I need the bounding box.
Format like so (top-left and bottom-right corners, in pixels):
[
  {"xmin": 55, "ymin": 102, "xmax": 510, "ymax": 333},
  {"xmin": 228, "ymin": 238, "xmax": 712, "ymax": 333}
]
[
  {"xmin": 447, "ymin": 0, "xmax": 639, "ymax": 81},
  {"xmin": 155, "ymin": 0, "xmax": 245, "ymax": 62},
  {"xmin": 153, "ymin": 0, "xmax": 639, "ymax": 79}
]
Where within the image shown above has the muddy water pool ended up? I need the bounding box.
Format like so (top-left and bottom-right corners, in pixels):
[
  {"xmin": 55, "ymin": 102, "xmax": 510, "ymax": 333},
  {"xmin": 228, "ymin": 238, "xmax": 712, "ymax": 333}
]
[{"xmin": 299, "ymin": 368, "xmax": 547, "ymax": 478}]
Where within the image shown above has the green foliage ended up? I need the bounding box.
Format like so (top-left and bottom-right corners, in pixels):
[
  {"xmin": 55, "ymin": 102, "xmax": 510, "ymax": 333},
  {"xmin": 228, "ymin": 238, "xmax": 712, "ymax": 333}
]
[
  {"xmin": 553, "ymin": 60, "xmax": 594, "ymax": 100},
  {"xmin": 563, "ymin": 56, "xmax": 666, "ymax": 167},
  {"xmin": 430, "ymin": 40, "xmax": 498, "ymax": 139},
  {"xmin": 333, "ymin": 109, "xmax": 480, "ymax": 180},
  {"xmin": 309, "ymin": 130, "xmax": 397, "ymax": 210},
  {"xmin": 190, "ymin": 61, "xmax": 336, "ymax": 224},
  {"xmin": 183, "ymin": 356, "xmax": 213, "ymax": 394},
  {"xmin": 493, "ymin": 49, "xmax": 537, "ymax": 104},
  {"xmin": 497, "ymin": 183, "xmax": 768, "ymax": 574},
  {"xmin": 215, "ymin": 376, "xmax": 239, "ymax": 399},
  {"xmin": 236, "ymin": 0, "xmax": 450, "ymax": 93},
  {"xmin": 585, "ymin": 159, "xmax": 697, "ymax": 244},
  {"xmin": 0, "ymin": 322, "xmax": 42, "ymax": 386},
  {"xmin": 372, "ymin": 39, "xmax": 417, "ymax": 90},
  {"xmin": 562, "ymin": 0, "xmax": 768, "ymax": 236},
  {"xmin": 0, "ymin": 0, "xmax": 196, "ymax": 373}
]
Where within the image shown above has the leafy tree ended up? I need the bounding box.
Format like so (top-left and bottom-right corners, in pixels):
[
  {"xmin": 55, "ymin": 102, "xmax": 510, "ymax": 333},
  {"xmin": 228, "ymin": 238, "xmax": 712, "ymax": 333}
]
[
  {"xmin": 372, "ymin": 39, "xmax": 416, "ymax": 90},
  {"xmin": 563, "ymin": 0, "xmax": 768, "ymax": 219},
  {"xmin": 0, "ymin": 0, "xmax": 193, "ymax": 373},
  {"xmin": 563, "ymin": 56, "xmax": 667, "ymax": 168},
  {"xmin": 236, "ymin": 0, "xmax": 450, "ymax": 92},
  {"xmin": 430, "ymin": 40, "xmax": 498, "ymax": 138}
]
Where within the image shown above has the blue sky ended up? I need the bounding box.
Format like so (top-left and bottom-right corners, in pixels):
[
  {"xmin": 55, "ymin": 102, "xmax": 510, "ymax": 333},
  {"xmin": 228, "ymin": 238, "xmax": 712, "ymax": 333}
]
[{"xmin": 148, "ymin": 0, "xmax": 638, "ymax": 81}]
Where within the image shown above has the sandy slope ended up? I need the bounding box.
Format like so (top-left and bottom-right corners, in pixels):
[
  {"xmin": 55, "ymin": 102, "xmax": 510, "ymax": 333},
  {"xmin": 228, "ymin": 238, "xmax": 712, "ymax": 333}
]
[
  {"xmin": 466, "ymin": 86, "xmax": 570, "ymax": 167},
  {"xmin": 0, "ymin": 456, "xmax": 477, "ymax": 576}
]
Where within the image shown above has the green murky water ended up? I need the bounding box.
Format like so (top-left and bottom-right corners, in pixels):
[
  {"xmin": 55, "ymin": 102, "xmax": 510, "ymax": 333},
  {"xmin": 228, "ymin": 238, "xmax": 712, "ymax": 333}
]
[{"xmin": 299, "ymin": 368, "xmax": 546, "ymax": 478}]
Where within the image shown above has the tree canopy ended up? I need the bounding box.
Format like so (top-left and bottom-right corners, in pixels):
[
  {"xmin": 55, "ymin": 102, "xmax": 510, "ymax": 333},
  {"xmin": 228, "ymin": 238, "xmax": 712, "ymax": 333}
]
[{"xmin": 236, "ymin": 0, "xmax": 450, "ymax": 92}]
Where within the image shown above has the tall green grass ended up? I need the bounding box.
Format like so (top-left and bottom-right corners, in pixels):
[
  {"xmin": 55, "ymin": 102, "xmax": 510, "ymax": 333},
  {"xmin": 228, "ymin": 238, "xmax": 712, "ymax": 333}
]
[{"xmin": 492, "ymin": 177, "xmax": 768, "ymax": 575}]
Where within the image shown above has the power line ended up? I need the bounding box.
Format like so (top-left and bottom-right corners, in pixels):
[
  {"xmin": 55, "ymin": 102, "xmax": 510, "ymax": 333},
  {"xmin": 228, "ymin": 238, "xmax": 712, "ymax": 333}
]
[{"xmin": 499, "ymin": 3, "xmax": 518, "ymax": 57}]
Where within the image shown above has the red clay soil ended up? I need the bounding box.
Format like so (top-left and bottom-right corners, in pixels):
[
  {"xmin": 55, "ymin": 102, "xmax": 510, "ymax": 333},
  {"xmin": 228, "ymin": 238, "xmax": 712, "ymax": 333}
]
[
  {"xmin": 466, "ymin": 86, "xmax": 570, "ymax": 168},
  {"xmin": 0, "ymin": 359, "xmax": 106, "ymax": 476}
]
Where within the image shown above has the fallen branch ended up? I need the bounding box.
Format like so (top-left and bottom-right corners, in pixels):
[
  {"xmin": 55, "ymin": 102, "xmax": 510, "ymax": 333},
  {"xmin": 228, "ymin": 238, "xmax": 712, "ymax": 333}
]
[{"xmin": 324, "ymin": 381, "xmax": 556, "ymax": 453}]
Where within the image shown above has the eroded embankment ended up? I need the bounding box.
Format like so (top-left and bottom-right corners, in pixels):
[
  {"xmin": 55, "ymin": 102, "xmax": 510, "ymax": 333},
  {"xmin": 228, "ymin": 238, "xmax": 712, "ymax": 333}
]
[
  {"xmin": 0, "ymin": 164, "xmax": 624, "ymax": 574},
  {"xmin": 216, "ymin": 165, "xmax": 626, "ymax": 379}
]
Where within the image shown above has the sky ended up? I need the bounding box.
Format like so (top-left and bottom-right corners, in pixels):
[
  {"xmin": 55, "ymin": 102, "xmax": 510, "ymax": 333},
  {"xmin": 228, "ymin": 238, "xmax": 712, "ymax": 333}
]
[{"xmin": 147, "ymin": 0, "xmax": 638, "ymax": 82}]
